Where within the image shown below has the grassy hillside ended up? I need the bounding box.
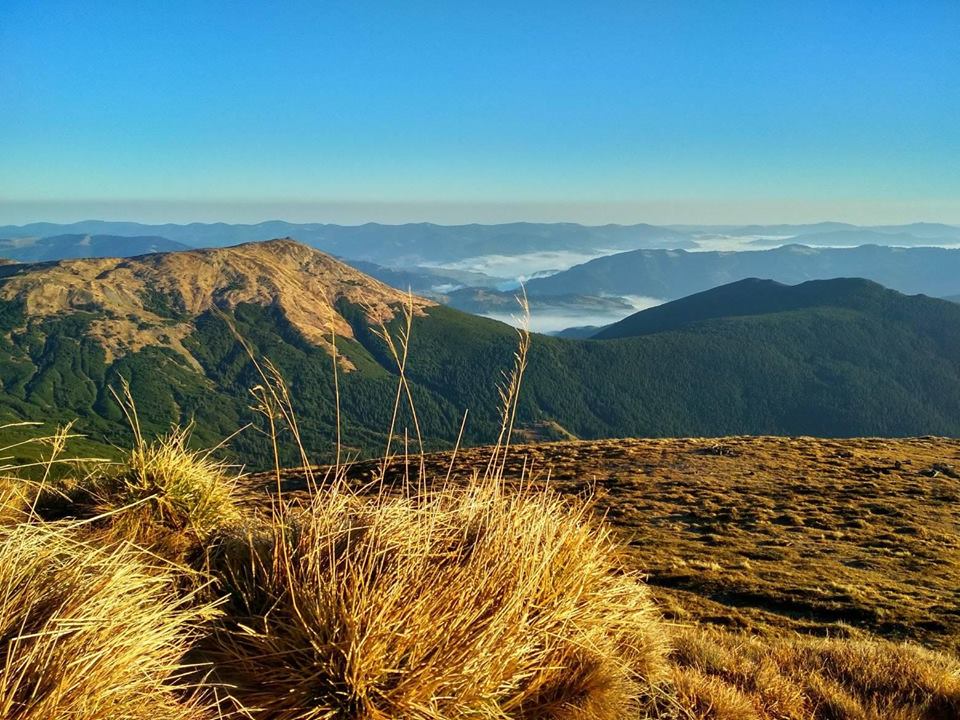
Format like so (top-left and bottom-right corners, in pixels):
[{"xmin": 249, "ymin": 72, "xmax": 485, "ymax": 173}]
[
  {"xmin": 3, "ymin": 242, "xmax": 960, "ymax": 468},
  {"xmin": 3, "ymin": 423, "xmax": 957, "ymax": 719},
  {"xmin": 308, "ymin": 437, "xmax": 960, "ymax": 653}
]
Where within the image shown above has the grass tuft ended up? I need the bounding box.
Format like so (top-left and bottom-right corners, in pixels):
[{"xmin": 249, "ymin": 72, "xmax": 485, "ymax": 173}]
[
  {"xmin": 0, "ymin": 522, "xmax": 218, "ymax": 720},
  {"xmin": 97, "ymin": 424, "xmax": 244, "ymax": 540},
  {"xmin": 205, "ymin": 479, "xmax": 665, "ymax": 719},
  {"xmin": 661, "ymin": 626, "xmax": 960, "ymax": 719}
]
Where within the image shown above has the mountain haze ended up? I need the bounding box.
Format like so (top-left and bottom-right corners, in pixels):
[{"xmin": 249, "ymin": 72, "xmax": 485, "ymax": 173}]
[
  {"xmin": 5, "ymin": 221, "xmax": 959, "ymax": 267},
  {"xmin": 527, "ymin": 244, "xmax": 960, "ymax": 299},
  {"xmin": 0, "ymin": 234, "xmax": 190, "ymax": 262},
  {"xmin": 747, "ymin": 229, "xmax": 959, "ymax": 248},
  {"xmin": 0, "ymin": 221, "xmax": 695, "ymax": 264}
]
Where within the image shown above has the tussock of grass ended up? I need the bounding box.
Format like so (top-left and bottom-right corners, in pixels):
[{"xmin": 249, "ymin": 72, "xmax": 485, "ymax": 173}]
[
  {"xmin": 15, "ymin": 426, "xmax": 246, "ymax": 564},
  {"xmin": 206, "ymin": 479, "xmax": 665, "ymax": 719},
  {"xmin": 0, "ymin": 522, "xmax": 218, "ymax": 720},
  {"xmin": 96, "ymin": 425, "xmax": 243, "ymax": 540},
  {"xmin": 660, "ymin": 626, "xmax": 960, "ymax": 719}
]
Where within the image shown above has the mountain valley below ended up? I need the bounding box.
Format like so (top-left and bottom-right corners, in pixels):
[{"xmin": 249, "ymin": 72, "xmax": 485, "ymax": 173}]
[{"xmin": 3, "ymin": 238, "xmax": 960, "ymax": 471}]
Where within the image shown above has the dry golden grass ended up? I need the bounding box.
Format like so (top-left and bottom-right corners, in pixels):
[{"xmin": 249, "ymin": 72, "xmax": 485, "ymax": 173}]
[
  {"xmin": 655, "ymin": 626, "xmax": 960, "ymax": 719},
  {"xmin": 2, "ymin": 425, "xmax": 959, "ymax": 719},
  {"xmin": 89, "ymin": 425, "xmax": 244, "ymax": 548},
  {"xmin": 204, "ymin": 478, "xmax": 665, "ymax": 719},
  {"xmin": 0, "ymin": 477, "xmax": 30, "ymax": 527},
  {"xmin": 16, "ymin": 414, "xmax": 246, "ymax": 564},
  {"xmin": 286, "ymin": 437, "xmax": 960, "ymax": 654},
  {"xmin": 0, "ymin": 522, "xmax": 218, "ymax": 720}
]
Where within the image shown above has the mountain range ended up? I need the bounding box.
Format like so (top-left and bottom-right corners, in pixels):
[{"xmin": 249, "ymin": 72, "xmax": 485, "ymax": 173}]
[
  {"xmin": 527, "ymin": 244, "xmax": 960, "ymax": 299},
  {"xmin": 2, "ymin": 221, "xmax": 959, "ymax": 268},
  {"xmin": 745, "ymin": 228, "xmax": 960, "ymax": 247},
  {"xmin": 676, "ymin": 221, "xmax": 960, "ymax": 241},
  {"xmin": 2, "ymin": 239, "xmax": 960, "ymax": 467},
  {"xmin": 0, "ymin": 221, "xmax": 694, "ymax": 265},
  {"xmin": 0, "ymin": 234, "xmax": 190, "ymax": 262}
]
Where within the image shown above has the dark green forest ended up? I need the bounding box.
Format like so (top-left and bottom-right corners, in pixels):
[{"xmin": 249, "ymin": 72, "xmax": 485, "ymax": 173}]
[{"xmin": 3, "ymin": 278, "xmax": 960, "ymax": 469}]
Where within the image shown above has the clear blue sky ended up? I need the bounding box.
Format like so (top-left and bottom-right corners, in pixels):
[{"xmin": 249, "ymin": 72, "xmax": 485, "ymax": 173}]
[{"xmin": 2, "ymin": 1, "xmax": 958, "ymax": 225}]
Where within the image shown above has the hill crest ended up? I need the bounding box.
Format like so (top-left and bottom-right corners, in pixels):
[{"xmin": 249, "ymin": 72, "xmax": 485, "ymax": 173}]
[
  {"xmin": 592, "ymin": 277, "xmax": 921, "ymax": 339},
  {"xmin": 0, "ymin": 238, "xmax": 434, "ymax": 365}
]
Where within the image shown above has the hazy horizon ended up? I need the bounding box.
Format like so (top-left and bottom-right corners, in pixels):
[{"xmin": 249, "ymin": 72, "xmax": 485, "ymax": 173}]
[{"xmin": 2, "ymin": 200, "xmax": 959, "ymax": 229}]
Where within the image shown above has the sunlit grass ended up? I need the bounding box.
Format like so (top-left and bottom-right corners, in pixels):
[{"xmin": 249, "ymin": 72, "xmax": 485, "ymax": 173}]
[
  {"xmin": 206, "ymin": 478, "xmax": 664, "ymax": 719},
  {"xmin": 0, "ymin": 294, "xmax": 956, "ymax": 719},
  {"xmin": 0, "ymin": 522, "xmax": 218, "ymax": 720}
]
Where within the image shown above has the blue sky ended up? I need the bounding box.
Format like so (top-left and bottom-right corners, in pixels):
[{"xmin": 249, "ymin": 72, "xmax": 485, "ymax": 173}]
[{"xmin": 2, "ymin": 1, "xmax": 958, "ymax": 225}]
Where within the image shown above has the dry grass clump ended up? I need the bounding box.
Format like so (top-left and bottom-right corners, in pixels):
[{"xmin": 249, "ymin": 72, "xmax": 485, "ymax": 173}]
[
  {"xmin": 205, "ymin": 479, "xmax": 665, "ymax": 719},
  {"xmin": 93, "ymin": 425, "xmax": 244, "ymax": 543},
  {"xmin": 73, "ymin": 383, "xmax": 246, "ymax": 548},
  {"xmin": 662, "ymin": 625, "xmax": 960, "ymax": 719},
  {"xmin": 15, "ymin": 427, "xmax": 247, "ymax": 563},
  {"xmin": 0, "ymin": 522, "xmax": 218, "ymax": 720},
  {"xmin": 0, "ymin": 476, "xmax": 30, "ymax": 526},
  {"xmin": 0, "ymin": 413, "xmax": 243, "ymax": 563}
]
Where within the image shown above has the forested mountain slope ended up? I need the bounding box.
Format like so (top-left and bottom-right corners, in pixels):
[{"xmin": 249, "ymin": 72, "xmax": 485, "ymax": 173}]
[{"xmin": 2, "ymin": 240, "xmax": 960, "ymax": 467}]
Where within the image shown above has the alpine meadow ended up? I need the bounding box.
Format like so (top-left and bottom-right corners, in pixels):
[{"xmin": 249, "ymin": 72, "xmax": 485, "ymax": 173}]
[{"xmin": 2, "ymin": 3, "xmax": 960, "ymax": 719}]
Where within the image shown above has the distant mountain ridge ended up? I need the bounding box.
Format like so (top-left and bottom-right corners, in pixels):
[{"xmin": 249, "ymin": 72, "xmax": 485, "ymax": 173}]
[
  {"xmin": 0, "ymin": 234, "xmax": 190, "ymax": 262},
  {"xmin": 3, "ymin": 220, "xmax": 959, "ymax": 266},
  {"xmin": 527, "ymin": 244, "xmax": 960, "ymax": 300},
  {"xmin": 747, "ymin": 229, "xmax": 959, "ymax": 248},
  {"xmin": 671, "ymin": 221, "xmax": 960, "ymax": 240},
  {"xmin": 0, "ymin": 221, "xmax": 695, "ymax": 264}
]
